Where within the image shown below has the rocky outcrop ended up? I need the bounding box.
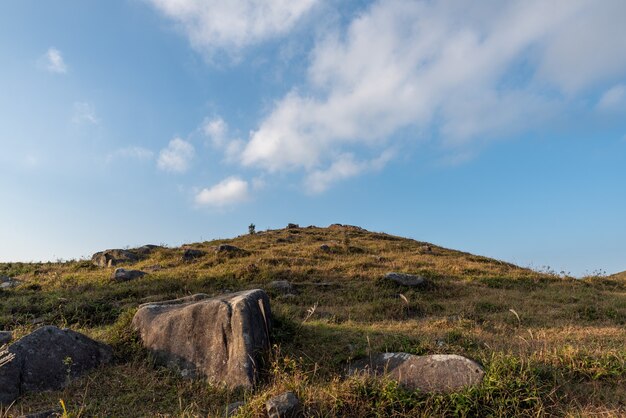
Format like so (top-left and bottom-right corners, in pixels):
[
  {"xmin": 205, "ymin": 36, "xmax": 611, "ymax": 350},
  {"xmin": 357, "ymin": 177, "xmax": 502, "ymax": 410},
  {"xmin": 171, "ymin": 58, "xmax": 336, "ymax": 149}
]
[
  {"xmin": 0, "ymin": 326, "xmax": 112, "ymax": 405},
  {"xmin": 266, "ymin": 391, "xmax": 301, "ymax": 418},
  {"xmin": 91, "ymin": 249, "xmax": 140, "ymax": 268},
  {"xmin": 111, "ymin": 268, "xmax": 146, "ymax": 282},
  {"xmin": 132, "ymin": 289, "xmax": 272, "ymax": 389},
  {"xmin": 215, "ymin": 244, "xmax": 249, "ymax": 256},
  {"xmin": 268, "ymin": 280, "xmax": 296, "ymax": 295},
  {"xmin": 384, "ymin": 272, "xmax": 426, "ymax": 287},
  {"xmin": 182, "ymin": 248, "xmax": 206, "ymax": 261},
  {"xmin": 349, "ymin": 353, "xmax": 484, "ymax": 393}
]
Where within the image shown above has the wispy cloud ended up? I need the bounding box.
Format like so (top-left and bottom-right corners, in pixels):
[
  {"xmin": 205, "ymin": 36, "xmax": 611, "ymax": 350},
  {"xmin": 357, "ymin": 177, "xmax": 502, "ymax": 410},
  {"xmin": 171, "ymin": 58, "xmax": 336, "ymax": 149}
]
[
  {"xmin": 597, "ymin": 84, "xmax": 626, "ymax": 111},
  {"xmin": 195, "ymin": 176, "xmax": 249, "ymax": 208},
  {"xmin": 42, "ymin": 47, "xmax": 67, "ymax": 74},
  {"xmin": 146, "ymin": 0, "xmax": 318, "ymax": 59},
  {"xmin": 231, "ymin": 0, "xmax": 626, "ymax": 190},
  {"xmin": 106, "ymin": 146, "xmax": 154, "ymax": 163},
  {"xmin": 157, "ymin": 138, "xmax": 195, "ymax": 173},
  {"xmin": 72, "ymin": 102, "xmax": 99, "ymax": 125}
]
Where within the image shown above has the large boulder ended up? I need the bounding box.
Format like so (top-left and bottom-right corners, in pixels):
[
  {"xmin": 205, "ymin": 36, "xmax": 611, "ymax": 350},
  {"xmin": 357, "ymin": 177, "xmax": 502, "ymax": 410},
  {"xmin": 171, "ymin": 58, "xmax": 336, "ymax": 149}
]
[
  {"xmin": 91, "ymin": 249, "xmax": 141, "ymax": 268},
  {"xmin": 0, "ymin": 276, "xmax": 21, "ymax": 289},
  {"xmin": 132, "ymin": 289, "xmax": 272, "ymax": 389},
  {"xmin": 182, "ymin": 248, "xmax": 206, "ymax": 261},
  {"xmin": 0, "ymin": 326, "xmax": 112, "ymax": 405},
  {"xmin": 349, "ymin": 353, "xmax": 484, "ymax": 393}
]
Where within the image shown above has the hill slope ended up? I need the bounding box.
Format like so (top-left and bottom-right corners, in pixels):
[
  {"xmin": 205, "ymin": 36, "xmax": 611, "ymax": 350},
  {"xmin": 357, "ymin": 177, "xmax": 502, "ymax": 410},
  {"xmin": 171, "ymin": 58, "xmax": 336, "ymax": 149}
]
[{"xmin": 1, "ymin": 224, "xmax": 625, "ymax": 416}]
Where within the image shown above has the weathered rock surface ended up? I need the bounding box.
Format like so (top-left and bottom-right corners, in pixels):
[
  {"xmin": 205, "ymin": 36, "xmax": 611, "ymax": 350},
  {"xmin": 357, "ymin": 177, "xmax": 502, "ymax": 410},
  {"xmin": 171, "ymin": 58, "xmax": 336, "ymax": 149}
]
[
  {"xmin": 286, "ymin": 223, "xmax": 299, "ymax": 229},
  {"xmin": 384, "ymin": 272, "xmax": 426, "ymax": 287},
  {"xmin": 0, "ymin": 276, "xmax": 20, "ymax": 289},
  {"xmin": 266, "ymin": 391, "xmax": 301, "ymax": 418},
  {"xmin": 132, "ymin": 289, "xmax": 272, "ymax": 389},
  {"xmin": 349, "ymin": 353, "xmax": 484, "ymax": 393},
  {"xmin": 0, "ymin": 331, "xmax": 12, "ymax": 345},
  {"xmin": 215, "ymin": 244, "xmax": 248, "ymax": 256},
  {"xmin": 91, "ymin": 249, "xmax": 141, "ymax": 267},
  {"xmin": 319, "ymin": 244, "xmax": 331, "ymax": 252},
  {"xmin": 0, "ymin": 326, "xmax": 112, "ymax": 405},
  {"xmin": 268, "ymin": 280, "xmax": 296, "ymax": 295},
  {"xmin": 111, "ymin": 268, "xmax": 146, "ymax": 282},
  {"xmin": 182, "ymin": 248, "xmax": 206, "ymax": 261}
]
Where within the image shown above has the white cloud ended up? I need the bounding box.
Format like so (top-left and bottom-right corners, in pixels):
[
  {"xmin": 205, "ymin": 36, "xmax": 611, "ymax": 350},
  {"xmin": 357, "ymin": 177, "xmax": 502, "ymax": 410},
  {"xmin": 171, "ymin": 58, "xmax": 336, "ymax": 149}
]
[
  {"xmin": 195, "ymin": 176, "xmax": 249, "ymax": 207},
  {"xmin": 239, "ymin": 0, "xmax": 626, "ymax": 179},
  {"xmin": 157, "ymin": 138, "xmax": 195, "ymax": 173},
  {"xmin": 597, "ymin": 84, "xmax": 626, "ymax": 111},
  {"xmin": 202, "ymin": 116, "xmax": 227, "ymax": 146},
  {"xmin": 146, "ymin": 0, "xmax": 318, "ymax": 58},
  {"xmin": 72, "ymin": 102, "xmax": 99, "ymax": 125},
  {"xmin": 304, "ymin": 151, "xmax": 393, "ymax": 194},
  {"xmin": 106, "ymin": 146, "xmax": 154, "ymax": 163},
  {"xmin": 42, "ymin": 47, "xmax": 67, "ymax": 74}
]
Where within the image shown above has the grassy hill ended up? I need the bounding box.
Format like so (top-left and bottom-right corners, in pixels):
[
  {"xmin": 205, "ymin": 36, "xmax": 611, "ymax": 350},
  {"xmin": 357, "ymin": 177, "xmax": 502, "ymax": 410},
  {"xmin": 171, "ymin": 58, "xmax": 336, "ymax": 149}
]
[
  {"xmin": 1, "ymin": 224, "xmax": 625, "ymax": 417},
  {"xmin": 610, "ymin": 270, "xmax": 626, "ymax": 281}
]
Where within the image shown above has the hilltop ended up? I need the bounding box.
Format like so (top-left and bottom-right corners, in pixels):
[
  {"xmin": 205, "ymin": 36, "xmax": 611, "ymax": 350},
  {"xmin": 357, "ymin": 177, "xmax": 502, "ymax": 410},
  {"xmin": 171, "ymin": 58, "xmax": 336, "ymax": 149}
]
[{"xmin": 1, "ymin": 224, "xmax": 625, "ymax": 417}]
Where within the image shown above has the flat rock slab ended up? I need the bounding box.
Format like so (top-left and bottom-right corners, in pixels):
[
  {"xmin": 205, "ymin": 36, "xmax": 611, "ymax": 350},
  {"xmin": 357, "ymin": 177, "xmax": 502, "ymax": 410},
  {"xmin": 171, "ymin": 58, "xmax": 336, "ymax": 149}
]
[
  {"xmin": 111, "ymin": 268, "xmax": 146, "ymax": 282},
  {"xmin": 0, "ymin": 326, "xmax": 112, "ymax": 405},
  {"xmin": 266, "ymin": 391, "xmax": 301, "ymax": 418},
  {"xmin": 182, "ymin": 248, "xmax": 206, "ymax": 261},
  {"xmin": 132, "ymin": 289, "xmax": 272, "ymax": 389},
  {"xmin": 349, "ymin": 353, "xmax": 484, "ymax": 393},
  {"xmin": 384, "ymin": 272, "xmax": 426, "ymax": 287}
]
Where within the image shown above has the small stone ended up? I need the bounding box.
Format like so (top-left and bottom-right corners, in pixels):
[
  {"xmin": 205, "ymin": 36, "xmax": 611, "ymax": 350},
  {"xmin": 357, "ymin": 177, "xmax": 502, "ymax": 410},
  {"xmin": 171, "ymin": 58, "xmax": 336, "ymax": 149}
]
[
  {"xmin": 216, "ymin": 244, "xmax": 245, "ymax": 254},
  {"xmin": 225, "ymin": 401, "xmax": 245, "ymax": 417},
  {"xmin": 384, "ymin": 272, "xmax": 426, "ymax": 287},
  {"xmin": 266, "ymin": 391, "xmax": 301, "ymax": 418},
  {"xmin": 349, "ymin": 353, "xmax": 484, "ymax": 393},
  {"xmin": 319, "ymin": 244, "xmax": 330, "ymax": 252},
  {"xmin": 0, "ymin": 276, "xmax": 20, "ymax": 289},
  {"xmin": 268, "ymin": 280, "xmax": 296, "ymax": 295},
  {"xmin": 286, "ymin": 223, "xmax": 299, "ymax": 229},
  {"xmin": 0, "ymin": 331, "xmax": 12, "ymax": 345},
  {"xmin": 111, "ymin": 268, "xmax": 146, "ymax": 282},
  {"xmin": 18, "ymin": 409, "xmax": 62, "ymax": 418}
]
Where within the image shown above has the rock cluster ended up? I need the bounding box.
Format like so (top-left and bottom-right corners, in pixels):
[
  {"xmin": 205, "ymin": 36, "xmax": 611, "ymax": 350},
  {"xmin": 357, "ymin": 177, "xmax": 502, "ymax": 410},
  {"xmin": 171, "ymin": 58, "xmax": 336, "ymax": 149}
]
[{"xmin": 384, "ymin": 272, "xmax": 426, "ymax": 287}]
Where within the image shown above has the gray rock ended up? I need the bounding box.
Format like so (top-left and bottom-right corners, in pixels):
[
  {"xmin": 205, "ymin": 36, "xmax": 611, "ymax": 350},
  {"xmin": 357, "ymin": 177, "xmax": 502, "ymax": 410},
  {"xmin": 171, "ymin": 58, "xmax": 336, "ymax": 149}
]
[
  {"xmin": 0, "ymin": 331, "xmax": 12, "ymax": 345},
  {"xmin": 268, "ymin": 280, "xmax": 296, "ymax": 295},
  {"xmin": 0, "ymin": 276, "xmax": 20, "ymax": 289},
  {"xmin": 266, "ymin": 391, "xmax": 301, "ymax": 418},
  {"xmin": 349, "ymin": 353, "xmax": 484, "ymax": 393},
  {"xmin": 225, "ymin": 401, "xmax": 245, "ymax": 417},
  {"xmin": 182, "ymin": 248, "xmax": 206, "ymax": 261},
  {"xmin": 215, "ymin": 244, "xmax": 247, "ymax": 255},
  {"xmin": 91, "ymin": 249, "xmax": 141, "ymax": 268},
  {"xmin": 319, "ymin": 244, "xmax": 331, "ymax": 252},
  {"xmin": 135, "ymin": 245, "xmax": 161, "ymax": 255},
  {"xmin": 384, "ymin": 272, "xmax": 426, "ymax": 287},
  {"xmin": 18, "ymin": 409, "xmax": 62, "ymax": 418},
  {"xmin": 0, "ymin": 326, "xmax": 112, "ymax": 405},
  {"xmin": 111, "ymin": 268, "xmax": 146, "ymax": 282},
  {"xmin": 286, "ymin": 223, "xmax": 299, "ymax": 229},
  {"xmin": 132, "ymin": 289, "xmax": 272, "ymax": 389}
]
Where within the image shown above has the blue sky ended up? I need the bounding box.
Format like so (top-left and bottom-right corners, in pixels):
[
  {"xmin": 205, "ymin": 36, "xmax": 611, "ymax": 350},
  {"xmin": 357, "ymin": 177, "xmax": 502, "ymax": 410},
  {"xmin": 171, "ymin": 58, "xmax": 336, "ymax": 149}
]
[{"xmin": 1, "ymin": 0, "xmax": 625, "ymax": 276}]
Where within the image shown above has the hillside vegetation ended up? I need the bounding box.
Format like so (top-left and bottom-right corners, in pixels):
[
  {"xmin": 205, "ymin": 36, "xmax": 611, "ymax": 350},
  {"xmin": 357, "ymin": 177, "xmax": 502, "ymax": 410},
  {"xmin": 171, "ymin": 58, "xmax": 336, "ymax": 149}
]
[{"xmin": 1, "ymin": 224, "xmax": 625, "ymax": 417}]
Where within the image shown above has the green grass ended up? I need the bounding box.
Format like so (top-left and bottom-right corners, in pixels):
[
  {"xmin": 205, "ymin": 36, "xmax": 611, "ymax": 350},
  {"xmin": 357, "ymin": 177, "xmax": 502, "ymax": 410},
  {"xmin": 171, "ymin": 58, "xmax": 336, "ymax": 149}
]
[{"xmin": 1, "ymin": 225, "xmax": 625, "ymax": 417}]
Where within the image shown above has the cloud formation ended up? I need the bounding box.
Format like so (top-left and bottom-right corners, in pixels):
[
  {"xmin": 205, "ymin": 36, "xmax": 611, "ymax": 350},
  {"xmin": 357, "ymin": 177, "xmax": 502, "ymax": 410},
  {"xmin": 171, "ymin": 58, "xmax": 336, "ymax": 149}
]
[
  {"xmin": 72, "ymin": 102, "xmax": 99, "ymax": 125},
  {"xmin": 597, "ymin": 84, "xmax": 626, "ymax": 111},
  {"xmin": 195, "ymin": 176, "xmax": 249, "ymax": 207},
  {"xmin": 157, "ymin": 138, "xmax": 195, "ymax": 173},
  {"xmin": 240, "ymin": 0, "xmax": 626, "ymax": 179},
  {"xmin": 106, "ymin": 146, "xmax": 154, "ymax": 163},
  {"xmin": 146, "ymin": 0, "xmax": 318, "ymax": 57},
  {"xmin": 43, "ymin": 47, "xmax": 67, "ymax": 73}
]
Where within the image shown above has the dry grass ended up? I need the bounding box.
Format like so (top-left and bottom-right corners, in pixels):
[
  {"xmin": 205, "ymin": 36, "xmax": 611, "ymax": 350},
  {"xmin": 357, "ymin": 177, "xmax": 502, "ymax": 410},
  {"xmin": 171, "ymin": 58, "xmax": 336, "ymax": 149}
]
[{"xmin": 1, "ymin": 224, "xmax": 625, "ymax": 417}]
